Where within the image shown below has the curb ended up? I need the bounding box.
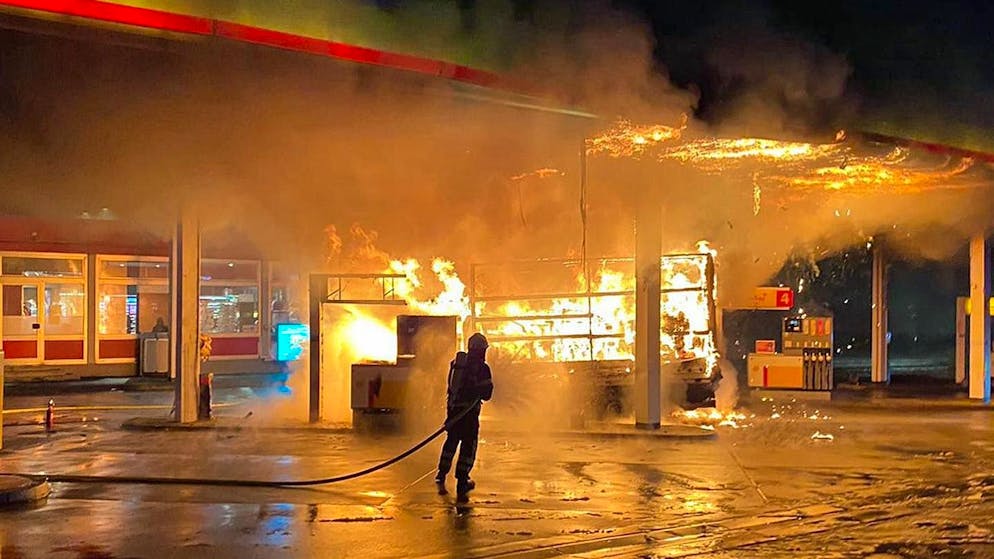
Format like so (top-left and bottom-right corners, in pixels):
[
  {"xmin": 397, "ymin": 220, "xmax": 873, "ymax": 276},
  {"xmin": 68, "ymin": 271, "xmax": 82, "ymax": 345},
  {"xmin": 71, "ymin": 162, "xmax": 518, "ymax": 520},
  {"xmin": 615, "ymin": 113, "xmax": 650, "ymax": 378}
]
[
  {"xmin": 119, "ymin": 417, "xmax": 715, "ymax": 439},
  {"xmin": 493, "ymin": 426, "xmax": 717, "ymax": 440},
  {"xmin": 120, "ymin": 417, "xmax": 354, "ymax": 434},
  {"xmin": 0, "ymin": 475, "xmax": 51, "ymax": 506},
  {"xmin": 562, "ymin": 427, "xmax": 716, "ymax": 440}
]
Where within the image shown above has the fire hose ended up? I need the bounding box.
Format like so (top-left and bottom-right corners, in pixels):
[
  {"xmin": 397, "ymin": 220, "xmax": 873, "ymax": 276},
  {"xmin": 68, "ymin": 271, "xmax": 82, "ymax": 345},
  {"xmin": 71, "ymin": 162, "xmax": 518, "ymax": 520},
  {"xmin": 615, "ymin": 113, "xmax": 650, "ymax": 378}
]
[{"xmin": 16, "ymin": 400, "xmax": 482, "ymax": 488}]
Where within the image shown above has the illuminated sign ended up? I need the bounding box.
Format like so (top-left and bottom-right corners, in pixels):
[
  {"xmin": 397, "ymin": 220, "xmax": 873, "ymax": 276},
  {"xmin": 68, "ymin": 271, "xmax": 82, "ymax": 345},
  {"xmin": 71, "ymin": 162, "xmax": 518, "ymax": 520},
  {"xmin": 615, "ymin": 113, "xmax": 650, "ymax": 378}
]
[
  {"xmin": 753, "ymin": 287, "xmax": 794, "ymax": 310},
  {"xmin": 755, "ymin": 340, "xmax": 776, "ymax": 353},
  {"xmin": 275, "ymin": 323, "xmax": 309, "ymax": 361}
]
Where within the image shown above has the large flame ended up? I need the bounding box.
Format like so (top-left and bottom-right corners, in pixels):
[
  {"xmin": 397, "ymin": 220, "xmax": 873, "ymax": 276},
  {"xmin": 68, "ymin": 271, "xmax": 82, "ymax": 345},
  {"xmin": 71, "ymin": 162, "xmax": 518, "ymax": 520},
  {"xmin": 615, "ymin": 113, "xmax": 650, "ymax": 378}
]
[
  {"xmin": 326, "ymin": 235, "xmax": 718, "ymax": 373},
  {"xmin": 337, "ymin": 309, "xmax": 398, "ymax": 363},
  {"xmin": 474, "ymin": 243, "xmax": 718, "ymax": 369},
  {"xmin": 585, "ymin": 118, "xmax": 985, "ymax": 203}
]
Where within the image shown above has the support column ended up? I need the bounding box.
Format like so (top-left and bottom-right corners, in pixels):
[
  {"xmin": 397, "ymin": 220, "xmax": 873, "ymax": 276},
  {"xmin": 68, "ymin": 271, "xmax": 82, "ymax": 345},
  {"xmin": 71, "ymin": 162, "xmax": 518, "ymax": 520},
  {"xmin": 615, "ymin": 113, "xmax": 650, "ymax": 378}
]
[
  {"xmin": 308, "ymin": 274, "xmax": 324, "ymax": 423},
  {"xmin": 969, "ymin": 235, "xmax": 991, "ymax": 402},
  {"xmin": 870, "ymin": 243, "xmax": 889, "ymax": 383},
  {"xmin": 171, "ymin": 208, "xmax": 200, "ymax": 423},
  {"xmin": 634, "ymin": 201, "xmax": 662, "ymax": 429}
]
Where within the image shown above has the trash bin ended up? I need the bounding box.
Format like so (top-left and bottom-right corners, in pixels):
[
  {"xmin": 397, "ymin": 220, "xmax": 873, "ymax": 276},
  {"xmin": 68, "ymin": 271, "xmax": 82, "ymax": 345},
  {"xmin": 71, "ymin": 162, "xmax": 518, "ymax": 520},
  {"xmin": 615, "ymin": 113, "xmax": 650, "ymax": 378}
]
[{"xmin": 139, "ymin": 334, "xmax": 170, "ymax": 375}]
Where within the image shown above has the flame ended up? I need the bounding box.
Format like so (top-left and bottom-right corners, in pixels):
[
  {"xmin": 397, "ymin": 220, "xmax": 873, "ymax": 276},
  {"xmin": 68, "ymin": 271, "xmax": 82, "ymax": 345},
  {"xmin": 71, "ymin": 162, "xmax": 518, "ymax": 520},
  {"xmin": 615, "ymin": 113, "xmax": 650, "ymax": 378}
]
[
  {"xmin": 510, "ymin": 168, "xmax": 563, "ymax": 181},
  {"xmin": 337, "ymin": 309, "xmax": 397, "ymax": 363},
  {"xmin": 586, "ymin": 119, "xmax": 985, "ymax": 196},
  {"xmin": 675, "ymin": 407, "xmax": 748, "ymax": 429},
  {"xmin": 585, "ymin": 117, "xmax": 686, "ymax": 158},
  {"xmin": 390, "ymin": 258, "xmax": 471, "ymax": 340},
  {"xmin": 325, "ymin": 225, "xmax": 719, "ymax": 375},
  {"xmin": 476, "ymin": 244, "xmax": 718, "ymax": 369},
  {"xmin": 664, "ymin": 137, "xmax": 838, "ymax": 165}
]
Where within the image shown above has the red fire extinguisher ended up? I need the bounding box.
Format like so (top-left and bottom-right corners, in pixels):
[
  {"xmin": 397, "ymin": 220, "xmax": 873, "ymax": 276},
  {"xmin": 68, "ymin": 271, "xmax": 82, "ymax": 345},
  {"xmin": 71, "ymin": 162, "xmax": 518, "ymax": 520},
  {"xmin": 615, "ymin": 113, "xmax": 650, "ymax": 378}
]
[
  {"xmin": 45, "ymin": 399, "xmax": 55, "ymax": 433},
  {"xmin": 198, "ymin": 372, "xmax": 213, "ymax": 420}
]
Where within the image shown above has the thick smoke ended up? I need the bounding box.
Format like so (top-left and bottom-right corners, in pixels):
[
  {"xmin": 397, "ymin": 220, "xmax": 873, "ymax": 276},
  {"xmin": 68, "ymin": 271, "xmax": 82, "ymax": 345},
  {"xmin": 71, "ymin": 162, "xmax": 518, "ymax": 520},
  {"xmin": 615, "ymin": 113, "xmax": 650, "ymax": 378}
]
[{"xmin": 1, "ymin": 3, "xmax": 992, "ymax": 425}]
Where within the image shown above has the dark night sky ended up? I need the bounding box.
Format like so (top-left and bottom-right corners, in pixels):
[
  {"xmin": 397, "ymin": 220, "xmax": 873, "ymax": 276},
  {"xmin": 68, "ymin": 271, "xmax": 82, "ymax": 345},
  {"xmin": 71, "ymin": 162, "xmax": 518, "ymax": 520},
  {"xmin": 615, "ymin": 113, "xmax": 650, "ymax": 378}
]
[
  {"xmin": 627, "ymin": 0, "xmax": 994, "ymax": 151},
  {"xmin": 617, "ymin": 0, "xmax": 988, "ymax": 365}
]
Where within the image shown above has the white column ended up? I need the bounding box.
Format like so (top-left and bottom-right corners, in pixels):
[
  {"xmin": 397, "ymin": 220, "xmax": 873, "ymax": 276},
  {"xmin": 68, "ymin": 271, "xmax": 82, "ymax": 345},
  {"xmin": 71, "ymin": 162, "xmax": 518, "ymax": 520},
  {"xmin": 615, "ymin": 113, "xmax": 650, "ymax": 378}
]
[
  {"xmin": 308, "ymin": 274, "xmax": 324, "ymax": 423},
  {"xmin": 870, "ymin": 243, "xmax": 889, "ymax": 383},
  {"xmin": 969, "ymin": 235, "xmax": 991, "ymax": 402},
  {"xmin": 171, "ymin": 207, "xmax": 201, "ymax": 423},
  {"xmin": 634, "ymin": 201, "xmax": 662, "ymax": 429},
  {"xmin": 955, "ymin": 297, "xmax": 967, "ymax": 385}
]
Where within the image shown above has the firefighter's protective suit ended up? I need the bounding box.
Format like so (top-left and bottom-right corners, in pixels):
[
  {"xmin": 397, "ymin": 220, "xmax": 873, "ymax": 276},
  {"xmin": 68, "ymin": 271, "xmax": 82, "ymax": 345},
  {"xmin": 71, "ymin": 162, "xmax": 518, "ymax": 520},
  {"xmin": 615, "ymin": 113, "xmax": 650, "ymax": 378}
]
[{"xmin": 436, "ymin": 333, "xmax": 493, "ymax": 499}]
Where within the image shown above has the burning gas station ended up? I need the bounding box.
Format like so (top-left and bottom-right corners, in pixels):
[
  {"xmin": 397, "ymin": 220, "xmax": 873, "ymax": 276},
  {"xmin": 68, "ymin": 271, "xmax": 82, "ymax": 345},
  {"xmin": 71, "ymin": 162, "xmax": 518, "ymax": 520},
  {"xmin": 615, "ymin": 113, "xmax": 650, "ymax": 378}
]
[{"xmin": 3, "ymin": 1, "xmax": 994, "ymax": 556}]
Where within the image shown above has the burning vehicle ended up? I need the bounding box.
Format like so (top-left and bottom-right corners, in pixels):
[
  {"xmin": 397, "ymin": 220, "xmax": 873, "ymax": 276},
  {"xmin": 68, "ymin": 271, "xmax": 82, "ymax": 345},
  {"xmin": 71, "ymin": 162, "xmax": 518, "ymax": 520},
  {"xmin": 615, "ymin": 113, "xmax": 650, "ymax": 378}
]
[
  {"xmin": 468, "ymin": 245, "xmax": 720, "ymax": 422},
  {"xmin": 317, "ymin": 237, "xmax": 721, "ymax": 428}
]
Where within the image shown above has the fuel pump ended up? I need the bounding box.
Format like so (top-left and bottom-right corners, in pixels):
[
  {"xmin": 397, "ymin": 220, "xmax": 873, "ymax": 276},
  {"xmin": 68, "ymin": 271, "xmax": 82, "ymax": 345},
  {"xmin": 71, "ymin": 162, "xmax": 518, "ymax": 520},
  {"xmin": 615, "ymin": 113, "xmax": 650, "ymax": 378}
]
[{"xmin": 747, "ymin": 316, "xmax": 834, "ymax": 391}]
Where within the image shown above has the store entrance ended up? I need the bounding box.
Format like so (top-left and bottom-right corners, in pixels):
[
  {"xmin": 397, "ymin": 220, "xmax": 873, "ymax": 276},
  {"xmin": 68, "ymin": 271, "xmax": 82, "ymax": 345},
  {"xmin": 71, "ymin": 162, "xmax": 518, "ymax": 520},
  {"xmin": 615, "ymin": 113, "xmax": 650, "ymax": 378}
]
[
  {"xmin": 1, "ymin": 279, "xmax": 86, "ymax": 364},
  {"xmin": 1, "ymin": 281, "xmax": 42, "ymax": 362}
]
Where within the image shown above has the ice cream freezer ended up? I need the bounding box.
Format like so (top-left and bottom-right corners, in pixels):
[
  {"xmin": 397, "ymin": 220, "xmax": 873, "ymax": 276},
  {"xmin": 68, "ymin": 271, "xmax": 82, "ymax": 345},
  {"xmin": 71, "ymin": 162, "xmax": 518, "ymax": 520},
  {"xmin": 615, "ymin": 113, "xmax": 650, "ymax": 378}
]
[{"xmin": 350, "ymin": 362, "xmax": 411, "ymax": 412}]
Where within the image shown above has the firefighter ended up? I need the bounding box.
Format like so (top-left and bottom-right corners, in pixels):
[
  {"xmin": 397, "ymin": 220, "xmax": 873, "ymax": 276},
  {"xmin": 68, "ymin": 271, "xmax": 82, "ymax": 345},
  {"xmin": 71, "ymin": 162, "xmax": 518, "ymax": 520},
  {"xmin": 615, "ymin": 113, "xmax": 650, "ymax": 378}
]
[{"xmin": 435, "ymin": 332, "xmax": 494, "ymax": 503}]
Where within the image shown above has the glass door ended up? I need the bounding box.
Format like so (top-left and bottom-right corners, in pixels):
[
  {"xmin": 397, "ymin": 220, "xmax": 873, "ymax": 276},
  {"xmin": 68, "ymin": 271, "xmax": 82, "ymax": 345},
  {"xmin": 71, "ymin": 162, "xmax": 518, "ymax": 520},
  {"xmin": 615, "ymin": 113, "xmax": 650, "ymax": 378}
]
[
  {"xmin": 1, "ymin": 281, "xmax": 43, "ymax": 363},
  {"xmin": 41, "ymin": 282, "xmax": 86, "ymax": 362}
]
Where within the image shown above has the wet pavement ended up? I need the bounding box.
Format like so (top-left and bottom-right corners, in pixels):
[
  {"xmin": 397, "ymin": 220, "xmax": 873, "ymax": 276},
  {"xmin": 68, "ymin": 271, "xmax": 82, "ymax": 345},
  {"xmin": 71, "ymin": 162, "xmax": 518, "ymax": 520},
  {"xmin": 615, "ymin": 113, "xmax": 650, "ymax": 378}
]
[{"xmin": 3, "ymin": 390, "xmax": 994, "ymax": 558}]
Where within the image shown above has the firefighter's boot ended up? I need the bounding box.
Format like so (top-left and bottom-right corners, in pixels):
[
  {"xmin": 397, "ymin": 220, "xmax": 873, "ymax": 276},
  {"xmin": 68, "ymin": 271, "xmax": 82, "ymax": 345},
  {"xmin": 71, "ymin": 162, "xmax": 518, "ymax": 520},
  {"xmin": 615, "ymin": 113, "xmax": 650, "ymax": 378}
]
[
  {"xmin": 456, "ymin": 479, "xmax": 475, "ymax": 503},
  {"xmin": 434, "ymin": 477, "xmax": 448, "ymax": 496}
]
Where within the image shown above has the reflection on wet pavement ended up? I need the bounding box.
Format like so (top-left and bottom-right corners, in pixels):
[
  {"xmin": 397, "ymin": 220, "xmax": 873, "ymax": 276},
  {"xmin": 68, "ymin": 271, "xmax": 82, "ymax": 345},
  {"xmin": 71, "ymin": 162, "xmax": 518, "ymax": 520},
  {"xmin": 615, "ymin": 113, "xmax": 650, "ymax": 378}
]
[{"xmin": 2, "ymin": 392, "xmax": 994, "ymax": 557}]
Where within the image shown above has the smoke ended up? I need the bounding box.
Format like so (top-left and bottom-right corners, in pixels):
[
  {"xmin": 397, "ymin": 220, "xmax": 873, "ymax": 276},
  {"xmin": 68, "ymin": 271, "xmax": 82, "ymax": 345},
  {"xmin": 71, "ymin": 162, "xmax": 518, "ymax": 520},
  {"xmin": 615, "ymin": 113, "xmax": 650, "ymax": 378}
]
[
  {"xmin": 715, "ymin": 359, "xmax": 740, "ymax": 412},
  {"xmin": 701, "ymin": 21, "xmax": 853, "ymax": 139},
  {"xmin": 1, "ymin": 3, "xmax": 993, "ymax": 427}
]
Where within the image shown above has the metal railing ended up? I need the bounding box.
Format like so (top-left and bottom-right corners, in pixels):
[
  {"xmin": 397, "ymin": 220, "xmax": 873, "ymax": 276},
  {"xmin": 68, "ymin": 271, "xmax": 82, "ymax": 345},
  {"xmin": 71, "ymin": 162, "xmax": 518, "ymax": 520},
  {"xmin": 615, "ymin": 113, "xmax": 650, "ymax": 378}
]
[
  {"xmin": 468, "ymin": 254, "xmax": 716, "ymax": 363},
  {"xmin": 321, "ymin": 273, "xmax": 408, "ymax": 306}
]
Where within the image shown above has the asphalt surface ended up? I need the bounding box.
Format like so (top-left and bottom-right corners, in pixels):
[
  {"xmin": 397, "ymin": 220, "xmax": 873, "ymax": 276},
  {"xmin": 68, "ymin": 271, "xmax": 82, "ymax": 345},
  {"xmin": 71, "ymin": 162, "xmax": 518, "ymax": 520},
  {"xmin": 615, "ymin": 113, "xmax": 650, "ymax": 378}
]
[{"xmin": 2, "ymin": 388, "xmax": 994, "ymax": 558}]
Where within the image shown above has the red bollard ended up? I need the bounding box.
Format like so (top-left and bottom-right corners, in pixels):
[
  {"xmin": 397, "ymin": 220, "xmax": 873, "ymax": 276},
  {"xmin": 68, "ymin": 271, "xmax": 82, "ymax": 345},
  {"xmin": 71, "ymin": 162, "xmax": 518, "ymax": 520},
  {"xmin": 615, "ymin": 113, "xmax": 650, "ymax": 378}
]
[
  {"xmin": 198, "ymin": 373, "xmax": 213, "ymax": 420},
  {"xmin": 45, "ymin": 399, "xmax": 55, "ymax": 433}
]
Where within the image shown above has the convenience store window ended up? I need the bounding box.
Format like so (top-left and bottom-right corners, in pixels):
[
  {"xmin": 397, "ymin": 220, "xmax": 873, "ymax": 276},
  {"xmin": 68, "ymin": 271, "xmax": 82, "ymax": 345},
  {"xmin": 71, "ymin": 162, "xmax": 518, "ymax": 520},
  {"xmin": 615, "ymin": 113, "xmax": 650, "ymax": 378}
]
[
  {"xmin": 269, "ymin": 263, "xmax": 297, "ymax": 326},
  {"xmin": 200, "ymin": 260, "xmax": 260, "ymax": 335},
  {"xmin": 2, "ymin": 256, "xmax": 84, "ymax": 278},
  {"xmin": 95, "ymin": 256, "xmax": 170, "ymax": 364},
  {"xmin": 96, "ymin": 257, "xmax": 170, "ymax": 336}
]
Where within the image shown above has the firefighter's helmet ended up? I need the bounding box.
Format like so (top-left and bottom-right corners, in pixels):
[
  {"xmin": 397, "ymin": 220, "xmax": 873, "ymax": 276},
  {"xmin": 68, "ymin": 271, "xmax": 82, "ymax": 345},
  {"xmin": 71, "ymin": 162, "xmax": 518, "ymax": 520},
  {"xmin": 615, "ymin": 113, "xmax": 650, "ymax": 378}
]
[{"xmin": 467, "ymin": 333, "xmax": 489, "ymax": 351}]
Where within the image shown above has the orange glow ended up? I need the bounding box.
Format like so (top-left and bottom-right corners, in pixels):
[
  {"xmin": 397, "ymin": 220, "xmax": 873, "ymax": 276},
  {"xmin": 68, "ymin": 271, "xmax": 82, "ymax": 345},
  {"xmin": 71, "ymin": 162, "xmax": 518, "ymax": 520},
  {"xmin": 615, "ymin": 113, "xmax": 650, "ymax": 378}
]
[
  {"xmin": 338, "ymin": 310, "xmax": 397, "ymax": 363},
  {"xmin": 585, "ymin": 116, "xmax": 686, "ymax": 158},
  {"xmin": 328, "ymin": 243, "xmax": 718, "ymax": 372},
  {"xmin": 664, "ymin": 137, "xmax": 839, "ymax": 166},
  {"xmin": 586, "ymin": 119, "xmax": 985, "ymax": 201},
  {"xmin": 390, "ymin": 258, "xmax": 471, "ymax": 339},
  {"xmin": 675, "ymin": 407, "xmax": 748, "ymax": 429},
  {"xmin": 510, "ymin": 168, "xmax": 563, "ymax": 181},
  {"xmin": 772, "ymin": 154, "xmax": 977, "ymax": 194},
  {"xmin": 475, "ymin": 243, "xmax": 719, "ymax": 369}
]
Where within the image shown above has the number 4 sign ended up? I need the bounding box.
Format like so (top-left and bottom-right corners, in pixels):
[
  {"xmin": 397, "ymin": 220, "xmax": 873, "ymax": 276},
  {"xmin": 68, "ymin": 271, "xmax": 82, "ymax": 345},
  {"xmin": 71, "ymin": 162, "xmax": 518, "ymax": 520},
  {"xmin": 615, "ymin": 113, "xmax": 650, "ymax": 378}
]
[{"xmin": 753, "ymin": 287, "xmax": 795, "ymax": 310}]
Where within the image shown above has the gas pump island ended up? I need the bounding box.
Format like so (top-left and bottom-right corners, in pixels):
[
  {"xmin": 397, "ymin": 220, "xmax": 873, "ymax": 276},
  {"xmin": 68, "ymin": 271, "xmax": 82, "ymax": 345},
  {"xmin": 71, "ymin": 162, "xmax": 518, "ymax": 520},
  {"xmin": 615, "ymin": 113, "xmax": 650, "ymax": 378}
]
[{"xmin": 747, "ymin": 316, "xmax": 834, "ymax": 392}]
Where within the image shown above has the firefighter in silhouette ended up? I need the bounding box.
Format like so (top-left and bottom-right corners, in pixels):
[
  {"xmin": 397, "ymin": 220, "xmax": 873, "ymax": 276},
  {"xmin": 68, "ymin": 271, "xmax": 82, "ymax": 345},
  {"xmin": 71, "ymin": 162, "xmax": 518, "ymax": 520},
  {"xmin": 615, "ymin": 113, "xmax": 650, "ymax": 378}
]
[{"xmin": 436, "ymin": 332, "xmax": 494, "ymax": 502}]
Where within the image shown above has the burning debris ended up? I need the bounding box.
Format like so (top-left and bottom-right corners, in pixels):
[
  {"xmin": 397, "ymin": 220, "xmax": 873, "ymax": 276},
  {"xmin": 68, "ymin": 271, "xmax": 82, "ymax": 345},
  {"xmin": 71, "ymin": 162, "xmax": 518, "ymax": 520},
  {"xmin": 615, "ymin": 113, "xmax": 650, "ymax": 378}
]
[
  {"xmin": 675, "ymin": 408, "xmax": 750, "ymax": 429},
  {"xmin": 583, "ymin": 118, "xmax": 988, "ymax": 210},
  {"xmin": 584, "ymin": 117, "xmax": 686, "ymax": 158}
]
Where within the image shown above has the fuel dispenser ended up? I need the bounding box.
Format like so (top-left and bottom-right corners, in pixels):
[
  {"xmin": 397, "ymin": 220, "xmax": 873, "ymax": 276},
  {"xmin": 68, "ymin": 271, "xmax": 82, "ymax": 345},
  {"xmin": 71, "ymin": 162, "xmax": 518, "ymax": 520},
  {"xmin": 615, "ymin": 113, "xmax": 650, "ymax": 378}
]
[
  {"xmin": 747, "ymin": 316, "xmax": 834, "ymax": 391},
  {"xmin": 350, "ymin": 315, "xmax": 457, "ymax": 427}
]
